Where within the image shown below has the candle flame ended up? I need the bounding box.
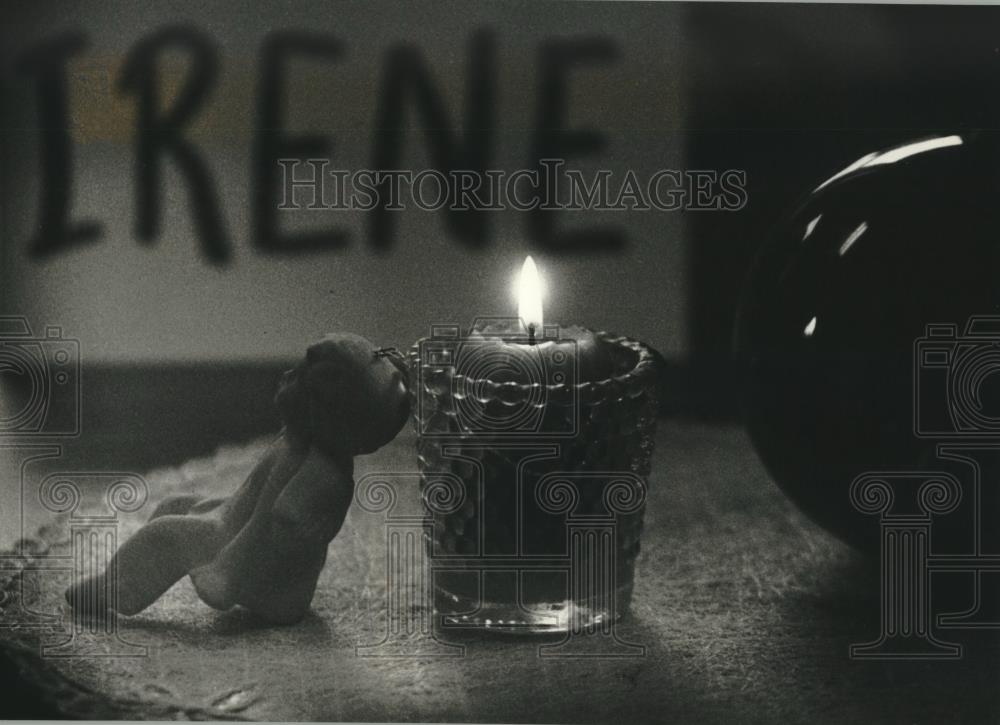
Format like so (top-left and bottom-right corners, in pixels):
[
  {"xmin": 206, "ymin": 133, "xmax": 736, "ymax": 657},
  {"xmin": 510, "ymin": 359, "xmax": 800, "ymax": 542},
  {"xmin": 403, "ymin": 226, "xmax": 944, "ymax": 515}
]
[{"xmin": 517, "ymin": 255, "xmax": 544, "ymax": 333}]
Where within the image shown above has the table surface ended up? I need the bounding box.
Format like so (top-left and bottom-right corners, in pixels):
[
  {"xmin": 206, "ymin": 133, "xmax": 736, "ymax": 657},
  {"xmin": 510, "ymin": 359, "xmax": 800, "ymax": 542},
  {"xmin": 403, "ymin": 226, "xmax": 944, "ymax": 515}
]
[{"xmin": 2, "ymin": 422, "xmax": 998, "ymax": 723}]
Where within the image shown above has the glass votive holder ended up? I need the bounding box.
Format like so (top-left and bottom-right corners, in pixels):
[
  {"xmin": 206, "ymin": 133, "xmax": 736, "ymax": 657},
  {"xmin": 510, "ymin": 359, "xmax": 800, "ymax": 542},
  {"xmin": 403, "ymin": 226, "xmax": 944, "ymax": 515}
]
[{"xmin": 409, "ymin": 326, "xmax": 660, "ymax": 634}]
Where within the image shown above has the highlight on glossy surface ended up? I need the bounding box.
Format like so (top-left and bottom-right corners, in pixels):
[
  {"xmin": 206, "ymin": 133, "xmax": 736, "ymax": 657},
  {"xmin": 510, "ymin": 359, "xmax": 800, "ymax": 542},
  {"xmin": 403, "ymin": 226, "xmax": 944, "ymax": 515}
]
[{"xmin": 735, "ymin": 131, "xmax": 999, "ymax": 553}]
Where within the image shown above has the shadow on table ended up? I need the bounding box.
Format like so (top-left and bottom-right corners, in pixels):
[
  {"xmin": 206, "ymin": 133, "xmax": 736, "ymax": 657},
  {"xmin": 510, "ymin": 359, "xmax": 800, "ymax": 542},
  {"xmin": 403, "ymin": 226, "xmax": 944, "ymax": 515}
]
[
  {"xmin": 123, "ymin": 607, "xmax": 337, "ymax": 644},
  {"xmin": 765, "ymin": 551, "xmax": 1000, "ymax": 723}
]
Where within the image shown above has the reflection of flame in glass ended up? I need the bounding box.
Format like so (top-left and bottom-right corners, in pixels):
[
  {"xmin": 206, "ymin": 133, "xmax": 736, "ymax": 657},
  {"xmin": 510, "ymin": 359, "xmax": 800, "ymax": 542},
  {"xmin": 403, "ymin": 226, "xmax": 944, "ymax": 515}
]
[
  {"xmin": 517, "ymin": 255, "xmax": 544, "ymax": 332},
  {"xmin": 453, "ymin": 343, "xmax": 545, "ymax": 432},
  {"xmin": 802, "ymin": 214, "xmax": 822, "ymax": 241},
  {"xmin": 815, "ymin": 135, "xmax": 963, "ymax": 192},
  {"xmin": 838, "ymin": 221, "xmax": 868, "ymax": 257},
  {"xmin": 803, "ymin": 316, "xmax": 817, "ymax": 338}
]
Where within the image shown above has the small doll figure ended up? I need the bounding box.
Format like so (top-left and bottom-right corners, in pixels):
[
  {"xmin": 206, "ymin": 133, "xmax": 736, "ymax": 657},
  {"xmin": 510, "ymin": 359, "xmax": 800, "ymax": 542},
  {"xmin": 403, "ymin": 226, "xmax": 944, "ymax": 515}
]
[{"xmin": 65, "ymin": 333, "xmax": 410, "ymax": 625}]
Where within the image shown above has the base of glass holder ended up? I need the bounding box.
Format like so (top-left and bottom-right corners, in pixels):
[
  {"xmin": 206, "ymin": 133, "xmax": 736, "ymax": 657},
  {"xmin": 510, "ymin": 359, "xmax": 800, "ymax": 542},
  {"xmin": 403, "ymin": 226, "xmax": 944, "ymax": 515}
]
[{"xmin": 433, "ymin": 585, "xmax": 626, "ymax": 635}]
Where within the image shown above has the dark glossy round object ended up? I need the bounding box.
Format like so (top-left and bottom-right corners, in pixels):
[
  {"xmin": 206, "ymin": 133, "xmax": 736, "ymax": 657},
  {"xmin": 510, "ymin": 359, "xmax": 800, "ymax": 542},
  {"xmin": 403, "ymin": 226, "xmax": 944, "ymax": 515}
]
[{"xmin": 735, "ymin": 133, "xmax": 1000, "ymax": 552}]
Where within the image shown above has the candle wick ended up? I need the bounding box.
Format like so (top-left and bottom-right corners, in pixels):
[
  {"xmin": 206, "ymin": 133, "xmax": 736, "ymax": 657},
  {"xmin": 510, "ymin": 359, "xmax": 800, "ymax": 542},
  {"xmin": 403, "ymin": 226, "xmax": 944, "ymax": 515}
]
[{"xmin": 527, "ymin": 323, "xmax": 536, "ymax": 345}]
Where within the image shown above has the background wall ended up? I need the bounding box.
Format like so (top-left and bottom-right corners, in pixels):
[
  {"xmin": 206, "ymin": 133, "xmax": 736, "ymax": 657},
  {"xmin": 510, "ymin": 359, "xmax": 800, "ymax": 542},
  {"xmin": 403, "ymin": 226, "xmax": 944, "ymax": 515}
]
[{"xmin": 1, "ymin": 0, "xmax": 687, "ymax": 365}]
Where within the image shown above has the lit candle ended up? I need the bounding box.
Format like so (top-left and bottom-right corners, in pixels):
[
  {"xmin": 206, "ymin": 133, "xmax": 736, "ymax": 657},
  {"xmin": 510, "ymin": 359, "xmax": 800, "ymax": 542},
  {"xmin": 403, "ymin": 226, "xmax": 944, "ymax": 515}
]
[
  {"xmin": 409, "ymin": 256, "xmax": 661, "ymax": 633},
  {"xmin": 468, "ymin": 256, "xmax": 614, "ymax": 382},
  {"xmin": 517, "ymin": 255, "xmax": 544, "ymax": 344}
]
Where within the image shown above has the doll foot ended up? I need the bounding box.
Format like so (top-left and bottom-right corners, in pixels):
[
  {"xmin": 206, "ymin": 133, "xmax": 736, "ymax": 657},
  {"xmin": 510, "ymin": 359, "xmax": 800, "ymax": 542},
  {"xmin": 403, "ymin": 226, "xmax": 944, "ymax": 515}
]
[
  {"xmin": 64, "ymin": 574, "xmax": 149, "ymax": 617},
  {"xmin": 64, "ymin": 576, "xmax": 110, "ymax": 616}
]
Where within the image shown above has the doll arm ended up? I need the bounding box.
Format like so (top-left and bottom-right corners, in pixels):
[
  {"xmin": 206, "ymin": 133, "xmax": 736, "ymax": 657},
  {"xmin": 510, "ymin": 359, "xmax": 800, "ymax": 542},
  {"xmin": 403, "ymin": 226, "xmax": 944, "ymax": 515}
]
[
  {"xmin": 189, "ymin": 445, "xmax": 352, "ymax": 623},
  {"xmin": 270, "ymin": 446, "xmax": 354, "ymax": 548}
]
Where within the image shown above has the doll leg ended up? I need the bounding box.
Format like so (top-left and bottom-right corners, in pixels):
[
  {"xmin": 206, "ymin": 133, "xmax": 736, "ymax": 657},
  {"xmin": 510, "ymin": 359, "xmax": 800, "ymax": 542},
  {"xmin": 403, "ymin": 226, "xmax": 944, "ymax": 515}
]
[
  {"xmin": 188, "ymin": 512, "xmax": 268, "ymax": 612},
  {"xmin": 65, "ymin": 441, "xmax": 285, "ymax": 618},
  {"xmin": 186, "ymin": 446, "xmax": 304, "ymax": 612},
  {"xmin": 65, "ymin": 514, "xmax": 225, "ymax": 616},
  {"xmin": 230, "ymin": 543, "xmax": 328, "ymax": 625},
  {"xmin": 190, "ymin": 512, "xmax": 328, "ymax": 623},
  {"xmin": 190, "ymin": 448, "xmax": 351, "ymax": 623}
]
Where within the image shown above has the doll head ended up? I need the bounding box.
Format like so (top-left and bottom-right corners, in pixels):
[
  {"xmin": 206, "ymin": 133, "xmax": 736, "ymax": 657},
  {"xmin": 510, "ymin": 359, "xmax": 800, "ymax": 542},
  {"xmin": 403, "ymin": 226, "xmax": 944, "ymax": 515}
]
[{"xmin": 275, "ymin": 333, "xmax": 410, "ymax": 457}]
